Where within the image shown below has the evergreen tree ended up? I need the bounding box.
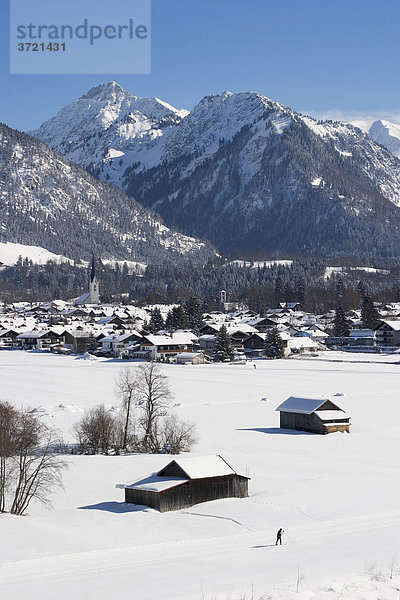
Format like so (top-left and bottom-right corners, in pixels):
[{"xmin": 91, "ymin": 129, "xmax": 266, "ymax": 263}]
[
  {"xmin": 263, "ymin": 327, "xmax": 286, "ymax": 359},
  {"xmin": 333, "ymin": 304, "xmax": 350, "ymax": 336},
  {"xmin": 165, "ymin": 310, "xmax": 174, "ymax": 331},
  {"xmin": 184, "ymin": 296, "xmax": 202, "ymax": 331},
  {"xmin": 357, "ymin": 280, "xmax": 366, "ymax": 304},
  {"xmin": 87, "ymin": 331, "xmax": 97, "ymax": 353},
  {"xmin": 275, "ymin": 276, "xmax": 284, "ymax": 306},
  {"xmin": 213, "ymin": 325, "xmax": 235, "ymax": 362},
  {"xmin": 361, "ymin": 295, "xmax": 380, "ymax": 329},
  {"xmin": 148, "ymin": 307, "xmax": 164, "ymax": 333},
  {"xmin": 297, "ymin": 276, "xmax": 306, "ymax": 308},
  {"xmin": 171, "ymin": 305, "xmax": 189, "ymax": 330}
]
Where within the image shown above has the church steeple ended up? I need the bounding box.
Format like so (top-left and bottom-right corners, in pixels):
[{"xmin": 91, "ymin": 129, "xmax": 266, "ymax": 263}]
[
  {"xmin": 89, "ymin": 256, "xmax": 100, "ymax": 304},
  {"xmin": 90, "ymin": 256, "xmax": 96, "ymax": 283}
]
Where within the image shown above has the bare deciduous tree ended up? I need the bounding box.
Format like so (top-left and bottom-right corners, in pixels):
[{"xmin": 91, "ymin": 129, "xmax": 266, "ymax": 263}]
[
  {"xmin": 73, "ymin": 365, "xmax": 197, "ymax": 456},
  {"xmin": 0, "ymin": 402, "xmax": 67, "ymax": 516},
  {"xmin": 73, "ymin": 404, "xmax": 121, "ymax": 454},
  {"xmin": 159, "ymin": 414, "xmax": 198, "ymax": 454},
  {"xmin": 115, "ymin": 367, "xmax": 136, "ymax": 450},
  {"xmin": 0, "ymin": 402, "xmax": 18, "ymax": 512},
  {"xmin": 134, "ymin": 363, "xmax": 173, "ymax": 452}
]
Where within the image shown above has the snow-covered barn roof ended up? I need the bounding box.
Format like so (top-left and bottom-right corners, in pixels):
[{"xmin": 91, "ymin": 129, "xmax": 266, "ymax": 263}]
[
  {"xmin": 276, "ymin": 397, "xmax": 335, "ymax": 414},
  {"xmin": 125, "ymin": 474, "xmax": 188, "ymax": 493},
  {"xmin": 159, "ymin": 455, "xmax": 238, "ymax": 479},
  {"xmin": 124, "ymin": 455, "xmax": 245, "ymax": 494}
]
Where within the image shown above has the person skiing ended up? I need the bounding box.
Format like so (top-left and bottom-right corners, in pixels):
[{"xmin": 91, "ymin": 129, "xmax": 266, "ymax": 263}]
[{"xmin": 275, "ymin": 528, "xmax": 284, "ymax": 545}]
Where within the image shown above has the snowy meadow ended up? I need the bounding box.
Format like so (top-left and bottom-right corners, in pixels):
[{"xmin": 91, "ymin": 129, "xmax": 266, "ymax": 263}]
[{"xmin": 1, "ymin": 350, "xmax": 400, "ymax": 599}]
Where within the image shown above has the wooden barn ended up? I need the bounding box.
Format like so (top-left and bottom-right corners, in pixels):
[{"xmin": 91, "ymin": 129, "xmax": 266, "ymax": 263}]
[
  {"xmin": 276, "ymin": 396, "xmax": 350, "ymax": 434},
  {"xmin": 124, "ymin": 455, "xmax": 249, "ymax": 512}
]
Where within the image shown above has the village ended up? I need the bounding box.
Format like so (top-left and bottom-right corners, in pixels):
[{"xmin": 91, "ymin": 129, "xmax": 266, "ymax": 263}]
[{"xmin": 1, "ymin": 259, "xmax": 400, "ymax": 361}]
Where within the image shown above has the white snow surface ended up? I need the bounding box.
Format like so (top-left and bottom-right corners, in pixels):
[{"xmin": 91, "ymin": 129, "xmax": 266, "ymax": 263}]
[
  {"xmin": 1, "ymin": 351, "xmax": 400, "ymax": 599},
  {"xmin": 316, "ymin": 410, "xmax": 349, "ymax": 421},
  {"xmin": 0, "ymin": 242, "xmax": 72, "ymax": 266}
]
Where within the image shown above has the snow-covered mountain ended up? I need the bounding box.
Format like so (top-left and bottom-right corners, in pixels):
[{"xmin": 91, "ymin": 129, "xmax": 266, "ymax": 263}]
[
  {"xmin": 0, "ymin": 123, "xmax": 215, "ymax": 265},
  {"xmin": 31, "ymin": 83, "xmax": 400, "ymax": 257},
  {"xmin": 367, "ymin": 119, "xmax": 400, "ymax": 159},
  {"xmin": 30, "ymin": 81, "xmax": 188, "ymax": 182}
]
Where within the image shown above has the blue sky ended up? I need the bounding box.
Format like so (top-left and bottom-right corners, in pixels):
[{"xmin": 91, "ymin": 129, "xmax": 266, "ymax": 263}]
[{"xmin": 1, "ymin": 0, "xmax": 400, "ymax": 131}]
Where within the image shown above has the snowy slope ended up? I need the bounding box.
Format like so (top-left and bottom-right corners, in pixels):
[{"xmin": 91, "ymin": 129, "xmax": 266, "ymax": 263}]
[
  {"xmin": 129, "ymin": 92, "xmax": 400, "ymax": 256},
  {"xmin": 0, "ymin": 123, "xmax": 215, "ymax": 263},
  {"xmin": 368, "ymin": 119, "xmax": 400, "ymax": 158},
  {"xmin": 1, "ymin": 351, "xmax": 400, "ymax": 599},
  {"xmin": 0, "ymin": 242, "xmax": 72, "ymax": 266}
]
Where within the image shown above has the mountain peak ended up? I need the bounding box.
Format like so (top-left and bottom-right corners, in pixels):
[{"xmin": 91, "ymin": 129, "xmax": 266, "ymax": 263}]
[
  {"xmin": 80, "ymin": 81, "xmax": 130, "ymax": 103},
  {"xmin": 368, "ymin": 119, "xmax": 400, "ymax": 158}
]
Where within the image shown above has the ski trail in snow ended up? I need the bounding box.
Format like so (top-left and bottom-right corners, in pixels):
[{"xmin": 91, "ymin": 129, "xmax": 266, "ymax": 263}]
[
  {"xmin": 1, "ymin": 511, "xmax": 400, "ymax": 586},
  {"xmin": 179, "ymin": 510, "xmax": 255, "ymax": 531},
  {"xmin": 248, "ymin": 498, "xmax": 324, "ymax": 522}
]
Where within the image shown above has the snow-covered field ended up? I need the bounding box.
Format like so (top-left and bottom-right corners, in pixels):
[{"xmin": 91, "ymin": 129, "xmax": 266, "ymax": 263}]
[{"xmin": 1, "ymin": 351, "xmax": 400, "ymax": 599}]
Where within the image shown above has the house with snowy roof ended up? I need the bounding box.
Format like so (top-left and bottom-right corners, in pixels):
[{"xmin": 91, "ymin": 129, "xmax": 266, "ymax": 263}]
[
  {"xmin": 137, "ymin": 332, "xmax": 197, "ymax": 361},
  {"xmin": 99, "ymin": 331, "xmax": 142, "ymax": 356},
  {"xmin": 0, "ymin": 329, "xmax": 20, "ymax": 347},
  {"xmin": 17, "ymin": 329, "xmax": 64, "ymax": 350},
  {"xmin": 374, "ymin": 320, "xmax": 400, "ymax": 346},
  {"xmin": 276, "ymin": 396, "xmax": 350, "ymax": 434},
  {"xmin": 124, "ymin": 455, "xmax": 249, "ymax": 512}
]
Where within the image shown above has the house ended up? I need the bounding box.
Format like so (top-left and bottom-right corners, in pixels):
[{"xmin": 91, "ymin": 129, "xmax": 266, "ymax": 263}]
[
  {"xmin": 374, "ymin": 320, "xmax": 400, "ymax": 346},
  {"xmin": 137, "ymin": 333, "xmax": 197, "ymax": 361},
  {"xmin": 226, "ymin": 325, "xmax": 258, "ymax": 350},
  {"xmin": 0, "ymin": 329, "xmax": 19, "ymax": 347},
  {"xmin": 96, "ymin": 315, "xmax": 125, "ymax": 328},
  {"xmin": 276, "ymin": 396, "xmax": 350, "ymax": 434},
  {"xmin": 124, "ymin": 455, "xmax": 249, "ymax": 512},
  {"xmin": 175, "ymin": 352, "xmax": 206, "ymax": 365},
  {"xmin": 99, "ymin": 331, "xmax": 142, "ymax": 356},
  {"xmin": 286, "ymin": 336, "xmax": 319, "ymax": 354},
  {"xmin": 279, "ymin": 302, "xmax": 302, "ymax": 311},
  {"xmin": 199, "ymin": 323, "xmax": 220, "ymax": 336},
  {"xmin": 198, "ymin": 334, "xmax": 217, "ymax": 353},
  {"xmin": 348, "ymin": 329, "xmax": 375, "ymax": 346},
  {"xmin": 301, "ymin": 325, "xmax": 329, "ymax": 343},
  {"xmin": 243, "ymin": 316, "xmax": 279, "ymax": 332},
  {"xmin": 17, "ymin": 329, "xmax": 64, "ymax": 350},
  {"xmin": 243, "ymin": 332, "xmax": 266, "ymax": 356}
]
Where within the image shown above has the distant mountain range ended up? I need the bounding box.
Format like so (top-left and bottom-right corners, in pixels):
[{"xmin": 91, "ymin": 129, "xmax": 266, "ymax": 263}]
[
  {"xmin": 30, "ymin": 82, "xmax": 400, "ymax": 259},
  {"xmin": 0, "ymin": 123, "xmax": 215, "ymax": 266}
]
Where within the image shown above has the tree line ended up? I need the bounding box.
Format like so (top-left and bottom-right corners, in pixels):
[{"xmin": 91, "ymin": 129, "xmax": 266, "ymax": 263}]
[{"xmin": 1, "ymin": 254, "xmax": 400, "ymax": 314}]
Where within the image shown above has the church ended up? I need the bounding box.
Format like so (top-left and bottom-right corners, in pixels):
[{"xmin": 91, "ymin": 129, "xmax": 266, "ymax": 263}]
[{"xmin": 74, "ymin": 257, "xmax": 100, "ymax": 305}]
